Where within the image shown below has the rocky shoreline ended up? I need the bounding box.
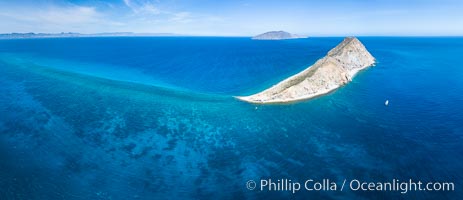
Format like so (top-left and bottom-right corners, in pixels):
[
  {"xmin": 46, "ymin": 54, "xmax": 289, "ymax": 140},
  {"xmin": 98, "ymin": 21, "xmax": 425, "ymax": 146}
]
[{"xmin": 236, "ymin": 37, "xmax": 375, "ymax": 104}]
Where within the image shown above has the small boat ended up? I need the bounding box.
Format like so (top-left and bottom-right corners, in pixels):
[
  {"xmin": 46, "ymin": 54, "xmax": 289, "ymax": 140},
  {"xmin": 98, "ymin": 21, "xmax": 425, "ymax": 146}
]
[{"xmin": 385, "ymin": 100, "xmax": 389, "ymax": 106}]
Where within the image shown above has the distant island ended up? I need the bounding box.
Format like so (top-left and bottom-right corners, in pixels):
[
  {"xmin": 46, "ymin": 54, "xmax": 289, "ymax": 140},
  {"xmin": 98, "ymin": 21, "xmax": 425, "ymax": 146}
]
[
  {"xmin": 0, "ymin": 32, "xmax": 177, "ymax": 39},
  {"xmin": 236, "ymin": 37, "xmax": 375, "ymax": 104},
  {"xmin": 252, "ymin": 31, "xmax": 307, "ymax": 40}
]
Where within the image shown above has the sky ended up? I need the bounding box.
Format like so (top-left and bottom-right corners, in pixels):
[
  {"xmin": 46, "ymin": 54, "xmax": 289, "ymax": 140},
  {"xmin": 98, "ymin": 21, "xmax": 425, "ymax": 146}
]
[{"xmin": 0, "ymin": 0, "xmax": 462, "ymax": 36}]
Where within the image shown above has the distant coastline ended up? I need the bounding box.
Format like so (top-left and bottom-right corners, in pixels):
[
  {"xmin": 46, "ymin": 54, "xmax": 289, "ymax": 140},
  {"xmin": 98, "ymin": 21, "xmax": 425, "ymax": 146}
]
[
  {"xmin": 252, "ymin": 31, "xmax": 308, "ymax": 40},
  {"xmin": 0, "ymin": 32, "xmax": 179, "ymax": 39}
]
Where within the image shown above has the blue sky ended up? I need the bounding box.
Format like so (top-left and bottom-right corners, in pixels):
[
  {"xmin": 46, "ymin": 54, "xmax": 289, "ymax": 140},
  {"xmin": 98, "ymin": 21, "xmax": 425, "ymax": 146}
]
[{"xmin": 0, "ymin": 0, "xmax": 462, "ymax": 36}]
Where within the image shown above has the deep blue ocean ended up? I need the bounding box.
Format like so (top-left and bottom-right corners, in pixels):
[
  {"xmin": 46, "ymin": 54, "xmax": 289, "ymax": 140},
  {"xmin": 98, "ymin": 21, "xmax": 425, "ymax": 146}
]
[{"xmin": 0, "ymin": 37, "xmax": 462, "ymax": 199}]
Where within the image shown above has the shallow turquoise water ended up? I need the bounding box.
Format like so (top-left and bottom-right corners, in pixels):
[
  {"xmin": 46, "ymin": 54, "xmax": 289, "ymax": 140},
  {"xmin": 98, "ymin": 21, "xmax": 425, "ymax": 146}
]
[{"xmin": 0, "ymin": 37, "xmax": 462, "ymax": 199}]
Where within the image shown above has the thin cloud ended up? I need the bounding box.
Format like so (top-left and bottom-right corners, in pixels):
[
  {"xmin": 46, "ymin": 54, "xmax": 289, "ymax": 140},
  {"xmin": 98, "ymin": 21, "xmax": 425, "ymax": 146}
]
[
  {"xmin": 122, "ymin": 1, "xmax": 196, "ymax": 25},
  {"xmin": 0, "ymin": 5, "xmax": 121, "ymax": 33},
  {"xmin": 123, "ymin": 0, "xmax": 161, "ymax": 15},
  {"xmin": 169, "ymin": 12, "xmax": 192, "ymax": 23},
  {"xmin": 0, "ymin": 5, "xmax": 104, "ymax": 25}
]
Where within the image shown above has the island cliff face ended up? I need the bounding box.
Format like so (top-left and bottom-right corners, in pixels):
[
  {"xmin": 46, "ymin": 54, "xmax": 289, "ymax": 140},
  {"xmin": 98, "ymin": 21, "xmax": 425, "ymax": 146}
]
[
  {"xmin": 236, "ymin": 37, "xmax": 375, "ymax": 104},
  {"xmin": 252, "ymin": 31, "xmax": 307, "ymax": 40}
]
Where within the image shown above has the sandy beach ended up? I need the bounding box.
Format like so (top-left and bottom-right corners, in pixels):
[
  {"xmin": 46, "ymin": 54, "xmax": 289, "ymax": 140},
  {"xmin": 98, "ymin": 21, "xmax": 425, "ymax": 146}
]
[{"xmin": 236, "ymin": 37, "xmax": 375, "ymax": 104}]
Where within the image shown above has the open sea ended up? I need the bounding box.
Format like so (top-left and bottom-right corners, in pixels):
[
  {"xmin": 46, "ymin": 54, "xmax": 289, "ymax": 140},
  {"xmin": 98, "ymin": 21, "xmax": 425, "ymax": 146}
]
[{"xmin": 0, "ymin": 37, "xmax": 462, "ymax": 199}]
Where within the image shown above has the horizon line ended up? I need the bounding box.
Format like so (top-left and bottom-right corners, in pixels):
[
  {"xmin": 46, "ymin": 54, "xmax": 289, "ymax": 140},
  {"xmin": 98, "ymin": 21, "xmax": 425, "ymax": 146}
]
[{"xmin": 1, "ymin": 32, "xmax": 462, "ymax": 38}]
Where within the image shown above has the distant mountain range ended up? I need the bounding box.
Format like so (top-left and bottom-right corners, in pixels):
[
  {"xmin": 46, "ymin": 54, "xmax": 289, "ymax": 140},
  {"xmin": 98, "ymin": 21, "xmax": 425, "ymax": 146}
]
[
  {"xmin": 252, "ymin": 31, "xmax": 308, "ymax": 40},
  {"xmin": 0, "ymin": 32, "xmax": 178, "ymax": 39}
]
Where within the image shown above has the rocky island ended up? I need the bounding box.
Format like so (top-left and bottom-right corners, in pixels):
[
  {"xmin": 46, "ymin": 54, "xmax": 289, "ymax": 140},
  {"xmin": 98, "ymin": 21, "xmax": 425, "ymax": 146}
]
[
  {"xmin": 237, "ymin": 37, "xmax": 375, "ymax": 104},
  {"xmin": 252, "ymin": 31, "xmax": 307, "ymax": 40}
]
